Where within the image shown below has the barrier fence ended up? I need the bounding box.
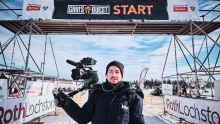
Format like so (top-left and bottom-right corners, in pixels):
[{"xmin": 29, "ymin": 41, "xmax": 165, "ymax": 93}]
[{"xmin": 143, "ymin": 94, "xmax": 164, "ymax": 114}]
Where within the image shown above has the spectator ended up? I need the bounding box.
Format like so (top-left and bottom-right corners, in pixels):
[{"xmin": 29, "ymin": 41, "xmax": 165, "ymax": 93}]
[
  {"xmin": 156, "ymin": 87, "xmax": 161, "ymax": 96},
  {"xmin": 9, "ymin": 87, "xmax": 19, "ymax": 98},
  {"xmin": 179, "ymin": 88, "xmax": 183, "ymax": 96},
  {"xmin": 182, "ymin": 86, "xmax": 187, "ymax": 96}
]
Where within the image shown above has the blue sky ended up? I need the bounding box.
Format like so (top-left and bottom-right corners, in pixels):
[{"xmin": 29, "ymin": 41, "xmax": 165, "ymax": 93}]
[{"xmin": 0, "ymin": 0, "xmax": 219, "ymax": 82}]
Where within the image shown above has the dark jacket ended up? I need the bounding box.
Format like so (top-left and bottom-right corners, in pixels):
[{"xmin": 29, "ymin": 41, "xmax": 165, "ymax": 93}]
[
  {"xmin": 136, "ymin": 90, "xmax": 144, "ymax": 99},
  {"xmin": 63, "ymin": 82, "xmax": 145, "ymax": 124}
]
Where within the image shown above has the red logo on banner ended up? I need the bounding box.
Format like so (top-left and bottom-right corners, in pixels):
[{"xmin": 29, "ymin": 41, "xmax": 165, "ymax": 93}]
[
  {"xmin": 173, "ymin": 6, "xmax": 188, "ymax": 12},
  {"xmin": 26, "ymin": 5, "xmax": 41, "ymax": 11}
]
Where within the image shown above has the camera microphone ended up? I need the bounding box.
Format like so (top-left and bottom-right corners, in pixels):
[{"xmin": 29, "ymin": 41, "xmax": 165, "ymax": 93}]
[{"xmin": 66, "ymin": 60, "xmax": 77, "ymax": 66}]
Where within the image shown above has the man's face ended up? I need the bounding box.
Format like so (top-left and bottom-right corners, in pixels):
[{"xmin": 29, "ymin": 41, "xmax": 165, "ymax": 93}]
[{"xmin": 106, "ymin": 66, "xmax": 122, "ymax": 84}]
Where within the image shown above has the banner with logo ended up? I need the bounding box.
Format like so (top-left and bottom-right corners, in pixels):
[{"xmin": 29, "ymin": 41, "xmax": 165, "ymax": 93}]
[
  {"xmin": 25, "ymin": 81, "xmax": 54, "ymax": 97},
  {"xmin": 214, "ymin": 80, "xmax": 220, "ymax": 100},
  {"xmin": 22, "ymin": 0, "xmax": 54, "ymax": 20},
  {"xmin": 162, "ymin": 84, "xmax": 173, "ymax": 95},
  {"xmin": 22, "ymin": 0, "xmax": 199, "ymax": 21},
  {"xmin": 0, "ymin": 94, "xmax": 55, "ymax": 123},
  {"xmin": 0, "ymin": 79, "xmax": 8, "ymax": 100},
  {"xmin": 25, "ymin": 81, "xmax": 42, "ymax": 97},
  {"xmin": 164, "ymin": 95, "xmax": 220, "ymax": 124},
  {"xmin": 139, "ymin": 68, "xmax": 149, "ymax": 90},
  {"xmin": 167, "ymin": 0, "xmax": 199, "ymax": 21}
]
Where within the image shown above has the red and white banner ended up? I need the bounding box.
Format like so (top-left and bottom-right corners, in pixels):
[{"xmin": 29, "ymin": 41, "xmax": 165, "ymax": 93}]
[
  {"xmin": 22, "ymin": 0, "xmax": 54, "ymax": 20},
  {"xmin": 164, "ymin": 95, "xmax": 220, "ymax": 124},
  {"xmin": 167, "ymin": 0, "xmax": 199, "ymax": 20},
  {"xmin": 22, "ymin": 0, "xmax": 199, "ymax": 21},
  {"xmin": 25, "ymin": 81, "xmax": 42, "ymax": 97},
  {"xmin": 0, "ymin": 95, "xmax": 55, "ymax": 123},
  {"xmin": 25, "ymin": 81, "xmax": 54, "ymax": 97}
]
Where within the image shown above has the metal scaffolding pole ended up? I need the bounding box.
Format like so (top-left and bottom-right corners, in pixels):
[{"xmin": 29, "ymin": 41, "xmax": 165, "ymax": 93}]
[
  {"xmin": 174, "ymin": 35, "xmax": 180, "ymax": 94},
  {"xmin": 161, "ymin": 36, "xmax": 173, "ymax": 82},
  {"xmin": 18, "ymin": 35, "xmax": 41, "ymax": 72},
  {"xmin": 199, "ymin": 35, "xmax": 220, "ymax": 70},
  {"xmin": 0, "ymin": 42, "xmax": 7, "ymax": 69},
  {"xmin": 190, "ymin": 20, "xmax": 220, "ymax": 48},
  {"xmin": 42, "ymin": 35, "xmax": 48, "ymax": 82},
  {"xmin": 10, "ymin": 38, "xmax": 16, "ymax": 69},
  {"xmin": 24, "ymin": 19, "xmax": 33, "ymax": 70},
  {"xmin": 0, "ymin": 20, "xmax": 33, "ymax": 55},
  {"xmin": 190, "ymin": 21, "xmax": 200, "ymax": 97}
]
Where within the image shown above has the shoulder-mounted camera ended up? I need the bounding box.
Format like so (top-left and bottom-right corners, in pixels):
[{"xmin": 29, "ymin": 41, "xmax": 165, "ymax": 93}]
[{"xmin": 66, "ymin": 57, "xmax": 99, "ymax": 89}]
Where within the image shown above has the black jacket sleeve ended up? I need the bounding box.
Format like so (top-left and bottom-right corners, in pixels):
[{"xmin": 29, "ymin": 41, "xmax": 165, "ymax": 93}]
[
  {"xmin": 62, "ymin": 92, "xmax": 96, "ymax": 124},
  {"xmin": 130, "ymin": 94, "xmax": 145, "ymax": 124}
]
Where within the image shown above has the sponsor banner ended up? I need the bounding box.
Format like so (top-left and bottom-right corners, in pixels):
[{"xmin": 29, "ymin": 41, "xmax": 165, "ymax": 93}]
[
  {"xmin": 26, "ymin": 81, "xmax": 54, "ymax": 97},
  {"xmin": 167, "ymin": 0, "xmax": 199, "ymax": 20},
  {"xmin": 22, "ymin": 0, "xmax": 54, "ymax": 20},
  {"xmin": 162, "ymin": 84, "xmax": 173, "ymax": 95},
  {"xmin": 22, "ymin": 0, "xmax": 199, "ymax": 21},
  {"xmin": 214, "ymin": 80, "xmax": 220, "ymax": 100},
  {"xmin": 139, "ymin": 68, "xmax": 149, "ymax": 90},
  {"xmin": 164, "ymin": 95, "xmax": 220, "ymax": 124},
  {"xmin": 25, "ymin": 81, "xmax": 42, "ymax": 97},
  {"xmin": 0, "ymin": 79, "xmax": 8, "ymax": 100},
  {"xmin": 0, "ymin": 95, "xmax": 55, "ymax": 123},
  {"xmin": 52, "ymin": 0, "xmax": 168, "ymax": 20}
]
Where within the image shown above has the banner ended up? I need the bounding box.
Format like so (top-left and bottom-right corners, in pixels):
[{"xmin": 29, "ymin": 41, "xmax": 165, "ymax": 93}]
[
  {"xmin": 0, "ymin": 95, "xmax": 55, "ymax": 123},
  {"xmin": 139, "ymin": 68, "xmax": 149, "ymax": 90},
  {"xmin": 162, "ymin": 84, "xmax": 173, "ymax": 95},
  {"xmin": 22, "ymin": 0, "xmax": 199, "ymax": 21},
  {"xmin": 25, "ymin": 81, "xmax": 54, "ymax": 97},
  {"xmin": 214, "ymin": 80, "xmax": 220, "ymax": 100},
  {"xmin": 167, "ymin": 0, "xmax": 199, "ymax": 21},
  {"xmin": 25, "ymin": 81, "xmax": 42, "ymax": 97},
  {"xmin": 0, "ymin": 79, "xmax": 8, "ymax": 100},
  {"xmin": 164, "ymin": 95, "xmax": 220, "ymax": 124},
  {"xmin": 22, "ymin": 0, "xmax": 54, "ymax": 20}
]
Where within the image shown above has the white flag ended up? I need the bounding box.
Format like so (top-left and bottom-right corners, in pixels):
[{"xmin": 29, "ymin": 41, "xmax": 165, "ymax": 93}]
[{"xmin": 139, "ymin": 68, "xmax": 149, "ymax": 90}]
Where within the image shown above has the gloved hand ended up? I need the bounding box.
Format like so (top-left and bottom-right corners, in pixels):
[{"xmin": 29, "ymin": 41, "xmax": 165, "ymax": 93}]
[
  {"xmin": 54, "ymin": 91, "xmax": 68, "ymax": 107},
  {"xmin": 67, "ymin": 91, "xmax": 78, "ymax": 98}
]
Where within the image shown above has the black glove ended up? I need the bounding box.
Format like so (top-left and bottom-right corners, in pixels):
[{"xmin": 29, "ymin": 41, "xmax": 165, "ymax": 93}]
[
  {"xmin": 67, "ymin": 91, "xmax": 78, "ymax": 98},
  {"xmin": 54, "ymin": 92, "xmax": 67, "ymax": 107}
]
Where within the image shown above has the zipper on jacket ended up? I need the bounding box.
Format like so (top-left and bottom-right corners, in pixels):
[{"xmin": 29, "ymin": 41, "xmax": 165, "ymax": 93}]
[
  {"xmin": 103, "ymin": 102, "xmax": 108, "ymax": 123},
  {"xmin": 110, "ymin": 95, "xmax": 117, "ymax": 105},
  {"xmin": 116, "ymin": 104, "xmax": 121, "ymax": 124}
]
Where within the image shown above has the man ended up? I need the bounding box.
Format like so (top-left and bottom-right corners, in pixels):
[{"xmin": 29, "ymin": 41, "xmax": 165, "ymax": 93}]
[
  {"xmin": 182, "ymin": 86, "xmax": 187, "ymax": 96},
  {"xmin": 54, "ymin": 60, "xmax": 145, "ymax": 124},
  {"xmin": 156, "ymin": 86, "xmax": 161, "ymax": 96},
  {"xmin": 179, "ymin": 88, "xmax": 183, "ymax": 96}
]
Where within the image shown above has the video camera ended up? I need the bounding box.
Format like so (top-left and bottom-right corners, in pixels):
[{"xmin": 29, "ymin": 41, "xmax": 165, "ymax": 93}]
[{"xmin": 66, "ymin": 57, "xmax": 99, "ymax": 89}]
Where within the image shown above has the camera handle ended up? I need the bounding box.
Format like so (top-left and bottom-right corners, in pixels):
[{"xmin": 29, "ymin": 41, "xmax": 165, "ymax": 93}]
[{"xmin": 67, "ymin": 86, "xmax": 86, "ymax": 98}]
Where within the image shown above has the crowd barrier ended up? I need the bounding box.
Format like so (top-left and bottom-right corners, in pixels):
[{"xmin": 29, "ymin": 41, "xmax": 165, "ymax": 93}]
[{"xmin": 143, "ymin": 94, "xmax": 164, "ymax": 114}]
